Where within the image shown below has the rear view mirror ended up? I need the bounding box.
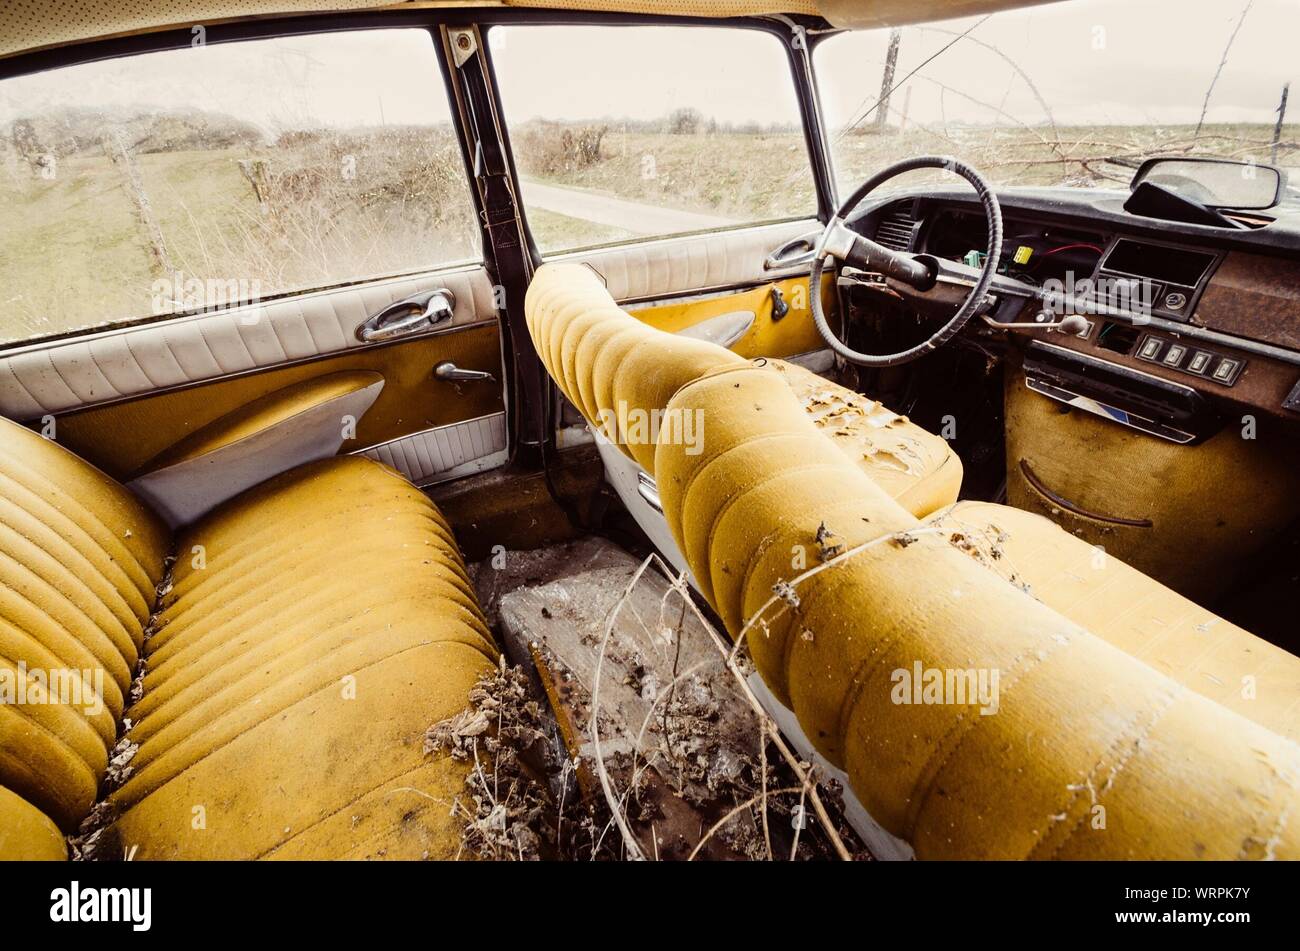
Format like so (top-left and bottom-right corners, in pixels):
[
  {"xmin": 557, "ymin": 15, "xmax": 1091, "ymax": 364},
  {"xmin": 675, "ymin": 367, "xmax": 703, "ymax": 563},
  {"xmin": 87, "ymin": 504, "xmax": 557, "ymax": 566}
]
[{"xmin": 1130, "ymin": 157, "xmax": 1285, "ymax": 210}]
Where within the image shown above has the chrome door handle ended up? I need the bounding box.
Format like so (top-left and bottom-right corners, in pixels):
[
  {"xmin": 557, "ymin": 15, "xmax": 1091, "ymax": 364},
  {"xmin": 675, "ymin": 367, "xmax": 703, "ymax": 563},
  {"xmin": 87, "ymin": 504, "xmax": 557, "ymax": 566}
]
[
  {"xmin": 763, "ymin": 231, "xmax": 820, "ymax": 271},
  {"xmin": 433, "ymin": 361, "xmax": 495, "ymax": 383},
  {"xmin": 636, "ymin": 470, "xmax": 663, "ymax": 513},
  {"xmin": 356, "ymin": 288, "xmax": 456, "ymax": 343}
]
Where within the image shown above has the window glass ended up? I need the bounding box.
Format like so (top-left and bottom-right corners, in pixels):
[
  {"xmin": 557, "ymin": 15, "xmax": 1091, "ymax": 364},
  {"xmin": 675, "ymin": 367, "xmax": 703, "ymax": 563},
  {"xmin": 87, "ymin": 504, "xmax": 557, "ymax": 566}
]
[
  {"xmin": 815, "ymin": 0, "xmax": 1300, "ymax": 198},
  {"xmin": 490, "ymin": 25, "xmax": 817, "ymax": 253},
  {"xmin": 0, "ymin": 29, "xmax": 480, "ymax": 346}
]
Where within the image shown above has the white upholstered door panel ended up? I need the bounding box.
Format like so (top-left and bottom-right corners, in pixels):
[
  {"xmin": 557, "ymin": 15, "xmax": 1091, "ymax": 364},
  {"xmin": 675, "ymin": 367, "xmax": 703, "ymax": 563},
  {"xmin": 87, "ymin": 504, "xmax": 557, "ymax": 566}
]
[{"xmin": 0, "ymin": 265, "xmax": 499, "ymax": 420}]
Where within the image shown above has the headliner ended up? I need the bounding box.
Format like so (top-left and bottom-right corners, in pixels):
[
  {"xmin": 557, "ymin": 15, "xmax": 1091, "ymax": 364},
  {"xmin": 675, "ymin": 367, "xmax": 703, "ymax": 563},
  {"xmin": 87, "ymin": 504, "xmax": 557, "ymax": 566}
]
[{"xmin": 0, "ymin": 0, "xmax": 1065, "ymax": 62}]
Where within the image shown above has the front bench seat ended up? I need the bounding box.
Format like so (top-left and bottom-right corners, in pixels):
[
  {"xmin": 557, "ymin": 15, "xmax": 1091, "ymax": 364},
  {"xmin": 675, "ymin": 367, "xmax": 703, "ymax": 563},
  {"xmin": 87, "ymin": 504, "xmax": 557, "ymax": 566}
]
[
  {"xmin": 0, "ymin": 417, "xmax": 495, "ymax": 859},
  {"xmin": 654, "ymin": 363, "xmax": 1300, "ymax": 859},
  {"xmin": 930, "ymin": 501, "xmax": 1300, "ymax": 742},
  {"xmin": 525, "ymin": 263, "xmax": 961, "ymax": 518}
]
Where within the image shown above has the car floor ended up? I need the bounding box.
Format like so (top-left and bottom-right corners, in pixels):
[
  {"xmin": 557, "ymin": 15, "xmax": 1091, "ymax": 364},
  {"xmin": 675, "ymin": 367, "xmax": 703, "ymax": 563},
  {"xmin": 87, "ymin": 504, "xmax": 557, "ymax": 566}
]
[{"xmin": 460, "ymin": 535, "xmax": 868, "ymax": 861}]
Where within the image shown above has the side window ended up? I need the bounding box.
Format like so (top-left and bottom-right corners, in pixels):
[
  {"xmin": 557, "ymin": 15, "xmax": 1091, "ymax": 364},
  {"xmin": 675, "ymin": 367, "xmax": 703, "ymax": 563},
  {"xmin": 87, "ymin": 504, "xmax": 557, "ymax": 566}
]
[
  {"xmin": 490, "ymin": 25, "xmax": 817, "ymax": 254},
  {"xmin": 0, "ymin": 29, "xmax": 480, "ymax": 347}
]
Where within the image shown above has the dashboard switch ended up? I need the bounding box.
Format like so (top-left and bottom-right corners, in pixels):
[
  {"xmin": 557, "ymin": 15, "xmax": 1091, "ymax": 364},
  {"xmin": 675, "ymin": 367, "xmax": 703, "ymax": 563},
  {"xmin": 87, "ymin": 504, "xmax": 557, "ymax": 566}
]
[
  {"xmin": 1213, "ymin": 358, "xmax": 1240, "ymax": 382},
  {"xmin": 1138, "ymin": 337, "xmax": 1163, "ymax": 360},
  {"xmin": 1163, "ymin": 344, "xmax": 1187, "ymax": 367},
  {"xmin": 1187, "ymin": 351, "xmax": 1212, "ymax": 374}
]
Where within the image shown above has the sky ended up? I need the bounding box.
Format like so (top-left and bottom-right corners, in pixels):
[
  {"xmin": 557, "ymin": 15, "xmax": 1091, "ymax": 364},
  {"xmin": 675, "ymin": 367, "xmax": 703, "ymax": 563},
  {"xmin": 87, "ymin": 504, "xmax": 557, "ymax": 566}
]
[
  {"xmin": 815, "ymin": 0, "xmax": 1300, "ymax": 130},
  {"xmin": 0, "ymin": 0, "xmax": 1295, "ymax": 131}
]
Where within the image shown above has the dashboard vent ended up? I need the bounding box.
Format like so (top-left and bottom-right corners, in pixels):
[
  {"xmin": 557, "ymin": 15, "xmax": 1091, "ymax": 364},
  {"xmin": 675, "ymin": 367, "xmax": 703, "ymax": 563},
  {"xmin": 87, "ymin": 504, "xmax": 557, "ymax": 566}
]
[{"xmin": 875, "ymin": 204, "xmax": 918, "ymax": 251}]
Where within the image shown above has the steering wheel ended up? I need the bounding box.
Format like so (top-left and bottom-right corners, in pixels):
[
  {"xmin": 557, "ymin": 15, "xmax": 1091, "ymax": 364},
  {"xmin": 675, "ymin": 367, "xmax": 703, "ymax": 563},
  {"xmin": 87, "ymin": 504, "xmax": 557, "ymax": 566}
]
[{"xmin": 810, "ymin": 155, "xmax": 1003, "ymax": 367}]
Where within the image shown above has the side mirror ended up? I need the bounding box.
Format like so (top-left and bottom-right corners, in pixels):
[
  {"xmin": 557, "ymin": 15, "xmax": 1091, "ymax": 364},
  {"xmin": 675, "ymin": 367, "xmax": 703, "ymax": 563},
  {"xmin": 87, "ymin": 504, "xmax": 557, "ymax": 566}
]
[{"xmin": 1130, "ymin": 157, "xmax": 1285, "ymax": 210}]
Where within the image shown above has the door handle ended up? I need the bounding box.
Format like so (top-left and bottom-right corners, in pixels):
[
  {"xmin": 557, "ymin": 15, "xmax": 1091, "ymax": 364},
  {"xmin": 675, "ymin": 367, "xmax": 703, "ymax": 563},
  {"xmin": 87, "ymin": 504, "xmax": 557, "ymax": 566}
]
[
  {"xmin": 433, "ymin": 361, "xmax": 495, "ymax": 383},
  {"xmin": 763, "ymin": 230, "xmax": 821, "ymax": 271},
  {"xmin": 356, "ymin": 288, "xmax": 456, "ymax": 343}
]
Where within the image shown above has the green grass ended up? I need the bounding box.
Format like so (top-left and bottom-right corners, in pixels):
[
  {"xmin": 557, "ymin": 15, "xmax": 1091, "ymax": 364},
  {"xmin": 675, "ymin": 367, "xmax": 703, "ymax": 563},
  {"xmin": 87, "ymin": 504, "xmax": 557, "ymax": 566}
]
[
  {"xmin": 0, "ymin": 141, "xmax": 480, "ymax": 345},
  {"xmin": 525, "ymin": 207, "xmax": 637, "ymax": 252},
  {"xmin": 520, "ymin": 129, "xmax": 818, "ymax": 223}
]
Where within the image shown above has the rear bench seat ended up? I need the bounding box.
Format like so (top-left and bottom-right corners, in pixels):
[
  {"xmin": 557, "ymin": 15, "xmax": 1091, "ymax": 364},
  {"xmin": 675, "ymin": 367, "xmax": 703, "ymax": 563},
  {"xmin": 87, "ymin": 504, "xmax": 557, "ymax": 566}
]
[{"xmin": 0, "ymin": 417, "xmax": 495, "ymax": 860}]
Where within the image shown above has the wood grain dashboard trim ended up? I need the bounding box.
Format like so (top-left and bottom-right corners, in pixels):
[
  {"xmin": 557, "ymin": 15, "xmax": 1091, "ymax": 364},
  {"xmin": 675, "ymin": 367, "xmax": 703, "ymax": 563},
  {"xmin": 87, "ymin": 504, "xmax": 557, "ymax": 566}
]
[{"xmin": 1194, "ymin": 252, "xmax": 1300, "ymax": 351}]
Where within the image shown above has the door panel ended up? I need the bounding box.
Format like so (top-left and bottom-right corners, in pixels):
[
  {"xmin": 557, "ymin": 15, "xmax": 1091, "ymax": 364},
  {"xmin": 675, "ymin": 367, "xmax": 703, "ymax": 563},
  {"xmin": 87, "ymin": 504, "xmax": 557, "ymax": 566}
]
[
  {"xmin": 629, "ymin": 274, "xmax": 833, "ymax": 361},
  {"xmin": 0, "ymin": 266, "xmax": 497, "ymax": 419},
  {"xmin": 47, "ymin": 320, "xmax": 503, "ymax": 480},
  {"xmin": 558, "ymin": 219, "xmax": 834, "ymax": 361},
  {"xmin": 565, "ymin": 219, "xmax": 815, "ymax": 303},
  {"xmin": 1, "ymin": 266, "xmax": 504, "ymax": 485},
  {"xmin": 0, "ymin": 27, "xmax": 507, "ymax": 490}
]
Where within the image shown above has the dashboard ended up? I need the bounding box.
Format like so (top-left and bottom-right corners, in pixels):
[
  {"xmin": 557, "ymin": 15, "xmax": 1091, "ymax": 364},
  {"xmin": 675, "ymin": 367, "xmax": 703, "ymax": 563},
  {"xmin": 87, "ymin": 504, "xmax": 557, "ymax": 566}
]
[{"xmin": 852, "ymin": 187, "xmax": 1300, "ymax": 437}]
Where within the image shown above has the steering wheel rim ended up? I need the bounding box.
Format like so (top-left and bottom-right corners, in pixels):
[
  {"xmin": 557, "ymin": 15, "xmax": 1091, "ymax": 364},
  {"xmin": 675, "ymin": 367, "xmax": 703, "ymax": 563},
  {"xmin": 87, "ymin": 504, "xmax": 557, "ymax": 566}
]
[{"xmin": 810, "ymin": 155, "xmax": 1003, "ymax": 367}]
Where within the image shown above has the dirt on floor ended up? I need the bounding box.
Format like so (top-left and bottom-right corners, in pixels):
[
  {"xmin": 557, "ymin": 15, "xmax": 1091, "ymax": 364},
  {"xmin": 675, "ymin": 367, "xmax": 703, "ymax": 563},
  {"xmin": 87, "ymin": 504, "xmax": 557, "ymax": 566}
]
[{"xmin": 434, "ymin": 537, "xmax": 868, "ymax": 861}]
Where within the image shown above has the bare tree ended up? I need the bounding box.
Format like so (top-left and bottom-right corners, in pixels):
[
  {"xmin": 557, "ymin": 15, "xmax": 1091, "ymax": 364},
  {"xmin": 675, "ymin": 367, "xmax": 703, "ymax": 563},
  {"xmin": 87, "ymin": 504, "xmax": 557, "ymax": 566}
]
[
  {"xmin": 1195, "ymin": 0, "xmax": 1255, "ymax": 137},
  {"xmin": 102, "ymin": 129, "xmax": 173, "ymax": 277}
]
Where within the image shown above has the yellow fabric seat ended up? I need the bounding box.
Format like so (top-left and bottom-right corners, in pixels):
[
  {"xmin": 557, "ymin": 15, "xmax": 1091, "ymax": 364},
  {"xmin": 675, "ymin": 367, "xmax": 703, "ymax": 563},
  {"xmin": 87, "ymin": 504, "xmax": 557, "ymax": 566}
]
[
  {"xmin": 928, "ymin": 501, "xmax": 1300, "ymax": 742},
  {"xmin": 0, "ymin": 786, "xmax": 66, "ymax": 859},
  {"xmin": 0, "ymin": 417, "xmax": 494, "ymax": 859},
  {"xmin": 0, "ymin": 418, "xmax": 166, "ymax": 832},
  {"xmin": 108, "ymin": 458, "xmax": 496, "ymax": 859},
  {"xmin": 525, "ymin": 262, "xmax": 961, "ymax": 517},
  {"xmin": 766, "ymin": 359, "xmax": 961, "ymax": 518},
  {"xmin": 653, "ymin": 362, "xmax": 1300, "ymax": 859}
]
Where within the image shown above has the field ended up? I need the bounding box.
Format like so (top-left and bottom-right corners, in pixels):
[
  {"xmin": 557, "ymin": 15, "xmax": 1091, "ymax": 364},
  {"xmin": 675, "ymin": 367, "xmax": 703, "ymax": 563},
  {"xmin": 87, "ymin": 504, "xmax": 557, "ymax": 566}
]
[
  {"xmin": 1, "ymin": 113, "xmax": 1295, "ymax": 346},
  {"xmin": 0, "ymin": 126, "xmax": 482, "ymax": 345}
]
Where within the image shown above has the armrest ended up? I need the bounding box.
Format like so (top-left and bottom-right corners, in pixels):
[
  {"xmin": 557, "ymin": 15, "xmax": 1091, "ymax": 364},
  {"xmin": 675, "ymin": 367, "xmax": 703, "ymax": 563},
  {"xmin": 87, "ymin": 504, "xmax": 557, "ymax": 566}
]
[
  {"xmin": 674, "ymin": 310, "xmax": 755, "ymax": 349},
  {"xmin": 127, "ymin": 371, "xmax": 384, "ymax": 527}
]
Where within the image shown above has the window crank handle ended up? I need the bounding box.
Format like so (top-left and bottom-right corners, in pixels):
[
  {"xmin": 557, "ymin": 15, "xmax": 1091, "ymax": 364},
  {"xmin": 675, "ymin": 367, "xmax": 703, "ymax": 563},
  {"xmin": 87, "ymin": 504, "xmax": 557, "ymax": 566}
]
[{"xmin": 433, "ymin": 361, "xmax": 495, "ymax": 383}]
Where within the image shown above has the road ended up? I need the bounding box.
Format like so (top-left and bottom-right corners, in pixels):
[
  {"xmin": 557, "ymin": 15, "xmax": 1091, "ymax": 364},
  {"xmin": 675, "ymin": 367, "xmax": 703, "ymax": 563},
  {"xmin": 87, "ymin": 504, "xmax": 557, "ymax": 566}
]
[{"xmin": 519, "ymin": 179, "xmax": 737, "ymax": 236}]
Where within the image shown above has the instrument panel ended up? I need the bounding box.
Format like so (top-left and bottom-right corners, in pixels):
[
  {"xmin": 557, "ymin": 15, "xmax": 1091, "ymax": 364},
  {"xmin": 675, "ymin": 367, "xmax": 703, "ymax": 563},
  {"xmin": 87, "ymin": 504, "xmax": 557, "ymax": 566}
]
[{"xmin": 867, "ymin": 197, "xmax": 1300, "ymax": 425}]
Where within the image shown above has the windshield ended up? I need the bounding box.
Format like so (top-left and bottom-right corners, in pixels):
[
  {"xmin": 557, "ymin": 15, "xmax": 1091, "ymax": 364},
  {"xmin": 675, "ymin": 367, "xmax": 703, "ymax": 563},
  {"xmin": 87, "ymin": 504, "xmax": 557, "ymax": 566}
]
[{"xmin": 813, "ymin": 0, "xmax": 1299, "ymax": 201}]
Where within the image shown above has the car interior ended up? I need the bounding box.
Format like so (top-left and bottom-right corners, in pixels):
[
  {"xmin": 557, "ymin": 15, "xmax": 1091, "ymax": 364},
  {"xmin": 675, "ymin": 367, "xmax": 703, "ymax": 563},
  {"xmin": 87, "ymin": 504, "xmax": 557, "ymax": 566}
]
[{"xmin": 0, "ymin": 0, "xmax": 1298, "ymax": 865}]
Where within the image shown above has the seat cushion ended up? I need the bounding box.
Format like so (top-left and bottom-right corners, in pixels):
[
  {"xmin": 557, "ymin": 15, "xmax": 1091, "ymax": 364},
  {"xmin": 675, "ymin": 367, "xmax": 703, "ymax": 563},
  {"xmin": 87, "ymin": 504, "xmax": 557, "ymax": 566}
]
[
  {"xmin": 526, "ymin": 262, "xmax": 747, "ymax": 473},
  {"xmin": 104, "ymin": 457, "xmax": 497, "ymax": 859},
  {"xmin": 525, "ymin": 263, "xmax": 961, "ymax": 517},
  {"xmin": 0, "ymin": 417, "xmax": 167, "ymax": 829},
  {"xmin": 767, "ymin": 359, "xmax": 961, "ymax": 517},
  {"xmin": 928, "ymin": 501, "xmax": 1300, "ymax": 742},
  {"xmin": 0, "ymin": 786, "xmax": 66, "ymax": 859},
  {"xmin": 653, "ymin": 361, "xmax": 1300, "ymax": 859}
]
